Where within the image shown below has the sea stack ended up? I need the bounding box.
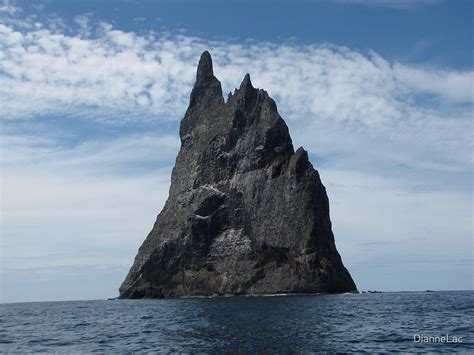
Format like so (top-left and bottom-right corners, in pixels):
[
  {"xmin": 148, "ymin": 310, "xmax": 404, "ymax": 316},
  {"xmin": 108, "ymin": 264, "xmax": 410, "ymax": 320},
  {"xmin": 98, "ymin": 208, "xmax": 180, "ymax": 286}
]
[{"xmin": 119, "ymin": 51, "xmax": 357, "ymax": 298}]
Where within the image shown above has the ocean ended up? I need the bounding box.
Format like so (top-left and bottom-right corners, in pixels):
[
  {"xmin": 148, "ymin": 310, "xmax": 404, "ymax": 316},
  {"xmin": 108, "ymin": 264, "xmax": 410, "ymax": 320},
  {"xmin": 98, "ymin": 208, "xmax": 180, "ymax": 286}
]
[{"xmin": 1, "ymin": 291, "xmax": 472, "ymax": 353}]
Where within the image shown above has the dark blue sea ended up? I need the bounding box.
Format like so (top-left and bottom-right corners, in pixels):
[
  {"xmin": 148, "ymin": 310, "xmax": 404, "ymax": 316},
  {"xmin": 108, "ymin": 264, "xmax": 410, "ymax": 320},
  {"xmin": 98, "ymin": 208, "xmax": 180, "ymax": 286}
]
[{"xmin": 1, "ymin": 291, "xmax": 472, "ymax": 353}]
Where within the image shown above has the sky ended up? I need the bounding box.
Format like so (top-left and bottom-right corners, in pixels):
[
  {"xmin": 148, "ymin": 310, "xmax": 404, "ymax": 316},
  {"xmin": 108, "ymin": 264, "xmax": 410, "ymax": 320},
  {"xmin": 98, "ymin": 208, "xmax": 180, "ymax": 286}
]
[{"xmin": 0, "ymin": 0, "xmax": 472, "ymax": 303}]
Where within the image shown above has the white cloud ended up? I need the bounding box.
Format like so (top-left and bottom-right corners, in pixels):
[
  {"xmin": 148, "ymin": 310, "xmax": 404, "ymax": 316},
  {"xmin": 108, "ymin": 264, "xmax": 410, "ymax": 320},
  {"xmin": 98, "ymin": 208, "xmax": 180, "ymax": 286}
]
[
  {"xmin": 393, "ymin": 63, "xmax": 474, "ymax": 103},
  {"xmin": 0, "ymin": 0, "xmax": 19, "ymax": 15},
  {"xmin": 1, "ymin": 133, "xmax": 175, "ymax": 302},
  {"xmin": 2, "ymin": 132, "xmax": 180, "ymax": 173},
  {"xmin": 1, "ymin": 143, "xmax": 167, "ymax": 300},
  {"xmin": 0, "ymin": 17, "xmax": 471, "ymax": 176},
  {"xmin": 323, "ymin": 168, "xmax": 472, "ymax": 291},
  {"xmin": 0, "ymin": 18, "xmax": 472, "ymax": 123}
]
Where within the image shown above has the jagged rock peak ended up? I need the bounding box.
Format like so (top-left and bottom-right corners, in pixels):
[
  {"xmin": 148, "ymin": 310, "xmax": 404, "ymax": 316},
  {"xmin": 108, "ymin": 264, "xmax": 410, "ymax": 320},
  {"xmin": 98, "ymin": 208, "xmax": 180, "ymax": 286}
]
[
  {"xmin": 196, "ymin": 50, "xmax": 214, "ymax": 83},
  {"xmin": 240, "ymin": 73, "xmax": 253, "ymax": 91},
  {"xmin": 187, "ymin": 51, "xmax": 223, "ymax": 112},
  {"xmin": 119, "ymin": 50, "xmax": 357, "ymax": 299}
]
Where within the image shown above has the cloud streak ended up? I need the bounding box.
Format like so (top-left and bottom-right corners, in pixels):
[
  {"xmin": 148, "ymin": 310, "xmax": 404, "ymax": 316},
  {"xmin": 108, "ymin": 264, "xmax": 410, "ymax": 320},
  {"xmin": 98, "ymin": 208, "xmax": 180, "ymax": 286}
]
[
  {"xmin": 1, "ymin": 14, "xmax": 471, "ymax": 178},
  {"xmin": 1, "ymin": 15, "xmax": 472, "ymax": 120}
]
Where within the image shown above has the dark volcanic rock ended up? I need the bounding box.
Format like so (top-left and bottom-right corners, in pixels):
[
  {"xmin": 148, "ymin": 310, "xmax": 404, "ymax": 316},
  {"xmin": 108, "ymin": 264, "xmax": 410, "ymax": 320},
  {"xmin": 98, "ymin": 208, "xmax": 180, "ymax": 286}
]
[{"xmin": 119, "ymin": 51, "xmax": 357, "ymax": 298}]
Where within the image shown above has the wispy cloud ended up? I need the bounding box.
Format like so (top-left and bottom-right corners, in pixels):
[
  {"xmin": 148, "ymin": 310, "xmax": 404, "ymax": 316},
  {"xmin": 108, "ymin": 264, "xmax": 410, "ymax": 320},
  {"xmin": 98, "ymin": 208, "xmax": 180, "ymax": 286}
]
[
  {"xmin": 0, "ymin": 0, "xmax": 20, "ymax": 15},
  {"xmin": 1, "ymin": 19, "xmax": 471, "ymax": 123},
  {"xmin": 1, "ymin": 14, "xmax": 471, "ymax": 178},
  {"xmin": 2, "ymin": 132, "xmax": 179, "ymax": 174},
  {"xmin": 393, "ymin": 63, "xmax": 473, "ymax": 102}
]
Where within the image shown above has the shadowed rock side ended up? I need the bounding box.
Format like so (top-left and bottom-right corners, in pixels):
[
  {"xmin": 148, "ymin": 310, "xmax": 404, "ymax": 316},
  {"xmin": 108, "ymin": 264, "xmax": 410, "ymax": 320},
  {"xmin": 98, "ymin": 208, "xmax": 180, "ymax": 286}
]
[{"xmin": 119, "ymin": 51, "xmax": 357, "ymax": 298}]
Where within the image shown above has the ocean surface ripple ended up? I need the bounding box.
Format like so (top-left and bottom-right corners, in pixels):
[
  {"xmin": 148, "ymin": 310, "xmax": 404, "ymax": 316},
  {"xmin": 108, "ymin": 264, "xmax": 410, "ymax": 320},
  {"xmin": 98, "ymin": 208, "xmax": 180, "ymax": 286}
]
[{"xmin": 1, "ymin": 291, "xmax": 473, "ymax": 352}]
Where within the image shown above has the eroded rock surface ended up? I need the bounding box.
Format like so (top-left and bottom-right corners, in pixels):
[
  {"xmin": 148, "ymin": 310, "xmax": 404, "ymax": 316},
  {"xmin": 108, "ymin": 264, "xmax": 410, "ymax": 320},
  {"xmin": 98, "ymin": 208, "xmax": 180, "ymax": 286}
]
[{"xmin": 119, "ymin": 51, "xmax": 356, "ymax": 298}]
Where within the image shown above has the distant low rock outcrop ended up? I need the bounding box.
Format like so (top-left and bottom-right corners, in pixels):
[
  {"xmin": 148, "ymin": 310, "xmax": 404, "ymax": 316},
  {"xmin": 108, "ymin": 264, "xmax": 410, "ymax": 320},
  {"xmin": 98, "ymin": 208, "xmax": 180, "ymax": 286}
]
[{"xmin": 119, "ymin": 51, "xmax": 357, "ymax": 298}]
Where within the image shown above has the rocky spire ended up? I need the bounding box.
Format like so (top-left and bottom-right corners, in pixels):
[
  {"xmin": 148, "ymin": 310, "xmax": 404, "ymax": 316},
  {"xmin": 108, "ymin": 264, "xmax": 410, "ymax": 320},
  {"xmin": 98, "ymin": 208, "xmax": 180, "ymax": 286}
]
[
  {"xmin": 188, "ymin": 50, "xmax": 223, "ymax": 109},
  {"xmin": 240, "ymin": 73, "xmax": 253, "ymax": 91},
  {"xmin": 196, "ymin": 50, "xmax": 214, "ymax": 84},
  {"xmin": 183, "ymin": 51, "xmax": 224, "ymax": 137},
  {"xmin": 119, "ymin": 51, "xmax": 357, "ymax": 299}
]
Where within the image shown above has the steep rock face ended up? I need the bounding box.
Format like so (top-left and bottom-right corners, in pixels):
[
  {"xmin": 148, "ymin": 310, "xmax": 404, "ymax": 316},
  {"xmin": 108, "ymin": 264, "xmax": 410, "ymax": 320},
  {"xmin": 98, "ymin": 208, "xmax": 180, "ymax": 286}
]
[{"xmin": 119, "ymin": 51, "xmax": 356, "ymax": 298}]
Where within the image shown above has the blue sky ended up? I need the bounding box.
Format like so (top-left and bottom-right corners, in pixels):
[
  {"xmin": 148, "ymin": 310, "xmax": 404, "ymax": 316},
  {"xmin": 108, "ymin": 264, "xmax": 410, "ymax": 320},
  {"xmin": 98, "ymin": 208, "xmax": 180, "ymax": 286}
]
[{"xmin": 0, "ymin": 0, "xmax": 472, "ymax": 302}]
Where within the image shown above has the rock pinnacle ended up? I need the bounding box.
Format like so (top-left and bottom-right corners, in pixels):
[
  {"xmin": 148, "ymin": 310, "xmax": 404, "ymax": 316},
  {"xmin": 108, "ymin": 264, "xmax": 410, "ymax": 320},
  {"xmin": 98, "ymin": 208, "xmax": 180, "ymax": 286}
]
[{"xmin": 119, "ymin": 51, "xmax": 357, "ymax": 298}]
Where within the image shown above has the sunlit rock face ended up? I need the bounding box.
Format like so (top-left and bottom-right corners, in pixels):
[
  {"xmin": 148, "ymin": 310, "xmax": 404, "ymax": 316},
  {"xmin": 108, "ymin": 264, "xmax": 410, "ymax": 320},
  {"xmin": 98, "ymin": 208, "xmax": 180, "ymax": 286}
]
[{"xmin": 119, "ymin": 51, "xmax": 356, "ymax": 298}]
